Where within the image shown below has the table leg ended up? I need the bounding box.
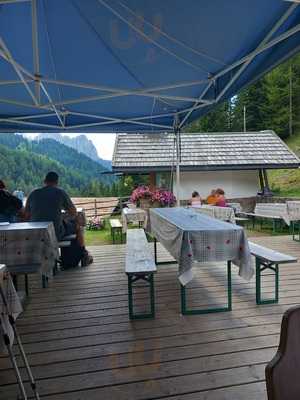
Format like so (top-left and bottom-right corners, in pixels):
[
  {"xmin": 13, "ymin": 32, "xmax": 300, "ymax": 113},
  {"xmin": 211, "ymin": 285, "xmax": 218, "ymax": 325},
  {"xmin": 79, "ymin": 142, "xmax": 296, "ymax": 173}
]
[
  {"xmin": 181, "ymin": 261, "xmax": 232, "ymax": 315},
  {"xmin": 153, "ymin": 237, "xmax": 174, "ymax": 266}
]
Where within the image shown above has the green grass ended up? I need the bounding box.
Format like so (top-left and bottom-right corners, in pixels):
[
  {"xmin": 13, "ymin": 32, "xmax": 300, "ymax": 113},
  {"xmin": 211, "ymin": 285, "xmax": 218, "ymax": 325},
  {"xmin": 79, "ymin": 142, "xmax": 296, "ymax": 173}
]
[
  {"xmin": 269, "ymin": 130, "xmax": 300, "ymax": 197},
  {"xmin": 84, "ymin": 217, "xmax": 119, "ymax": 246},
  {"xmin": 85, "ymin": 228, "xmax": 113, "ymax": 246}
]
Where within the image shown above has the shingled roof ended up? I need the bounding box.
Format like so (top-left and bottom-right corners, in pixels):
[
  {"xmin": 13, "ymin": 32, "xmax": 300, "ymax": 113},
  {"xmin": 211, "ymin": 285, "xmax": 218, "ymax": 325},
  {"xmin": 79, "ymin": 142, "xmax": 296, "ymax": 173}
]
[{"xmin": 112, "ymin": 131, "xmax": 300, "ymax": 173}]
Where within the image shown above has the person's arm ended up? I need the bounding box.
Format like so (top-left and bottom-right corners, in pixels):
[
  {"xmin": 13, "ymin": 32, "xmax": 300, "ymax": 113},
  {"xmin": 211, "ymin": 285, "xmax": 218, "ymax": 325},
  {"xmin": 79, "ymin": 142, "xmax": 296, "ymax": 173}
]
[
  {"xmin": 62, "ymin": 191, "xmax": 77, "ymax": 217},
  {"xmin": 23, "ymin": 193, "xmax": 32, "ymax": 221}
]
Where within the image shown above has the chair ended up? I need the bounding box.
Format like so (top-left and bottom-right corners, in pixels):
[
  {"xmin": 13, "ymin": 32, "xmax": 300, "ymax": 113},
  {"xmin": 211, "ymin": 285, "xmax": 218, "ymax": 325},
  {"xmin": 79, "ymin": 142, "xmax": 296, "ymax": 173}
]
[{"xmin": 265, "ymin": 305, "xmax": 300, "ymax": 399}]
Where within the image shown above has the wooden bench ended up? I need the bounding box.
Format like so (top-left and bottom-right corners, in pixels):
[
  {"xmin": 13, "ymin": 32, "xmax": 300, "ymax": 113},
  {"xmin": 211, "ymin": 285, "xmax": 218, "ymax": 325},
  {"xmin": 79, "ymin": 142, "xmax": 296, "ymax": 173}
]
[
  {"xmin": 109, "ymin": 219, "xmax": 123, "ymax": 243},
  {"xmin": 126, "ymin": 229, "xmax": 156, "ymax": 319},
  {"xmin": 249, "ymin": 242, "xmax": 297, "ymax": 305}
]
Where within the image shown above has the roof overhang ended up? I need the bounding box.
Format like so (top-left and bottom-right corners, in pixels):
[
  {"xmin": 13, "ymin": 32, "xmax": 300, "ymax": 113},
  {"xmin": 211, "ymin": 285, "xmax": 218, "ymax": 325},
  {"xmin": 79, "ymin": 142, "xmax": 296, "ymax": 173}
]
[{"xmin": 112, "ymin": 164, "xmax": 300, "ymax": 174}]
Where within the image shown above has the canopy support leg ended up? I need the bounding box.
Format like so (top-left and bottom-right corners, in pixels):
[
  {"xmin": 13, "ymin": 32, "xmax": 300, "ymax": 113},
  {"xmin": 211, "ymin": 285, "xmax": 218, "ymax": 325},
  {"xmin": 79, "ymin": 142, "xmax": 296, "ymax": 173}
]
[{"xmin": 174, "ymin": 114, "xmax": 181, "ymax": 207}]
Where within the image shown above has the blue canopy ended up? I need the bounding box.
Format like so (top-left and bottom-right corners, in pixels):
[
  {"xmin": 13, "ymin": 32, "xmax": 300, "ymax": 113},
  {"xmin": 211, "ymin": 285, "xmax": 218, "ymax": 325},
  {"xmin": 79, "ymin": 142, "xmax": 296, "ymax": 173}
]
[{"xmin": 0, "ymin": 0, "xmax": 299, "ymax": 133}]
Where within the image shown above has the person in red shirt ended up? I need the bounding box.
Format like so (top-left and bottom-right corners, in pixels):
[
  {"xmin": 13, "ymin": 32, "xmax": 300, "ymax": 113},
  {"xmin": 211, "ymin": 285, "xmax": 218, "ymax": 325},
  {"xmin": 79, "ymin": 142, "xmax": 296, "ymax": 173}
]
[{"xmin": 215, "ymin": 188, "xmax": 227, "ymax": 207}]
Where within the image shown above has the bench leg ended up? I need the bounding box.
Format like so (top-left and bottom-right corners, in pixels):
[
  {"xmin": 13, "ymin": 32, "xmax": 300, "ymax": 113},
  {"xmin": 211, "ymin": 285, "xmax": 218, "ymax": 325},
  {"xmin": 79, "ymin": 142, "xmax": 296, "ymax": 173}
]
[
  {"xmin": 181, "ymin": 261, "xmax": 232, "ymax": 315},
  {"xmin": 53, "ymin": 259, "xmax": 59, "ymax": 276},
  {"xmin": 256, "ymin": 258, "xmax": 279, "ymax": 305},
  {"xmin": 24, "ymin": 274, "xmax": 29, "ymax": 297},
  {"xmin": 292, "ymin": 221, "xmax": 300, "ymax": 241},
  {"xmin": 118, "ymin": 227, "xmax": 123, "ymax": 244},
  {"xmin": 272, "ymin": 219, "xmax": 276, "ymax": 234},
  {"xmin": 111, "ymin": 227, "xmax": 115, "ymax": 244},
  {"xmin": 42, "ymin": 274, "xmax": 48, "ymax": 289},
  {"xmin": 12, "ymin": 274, "xmax": 18, "ymax": 291},
  {"xmin": 127, "ymin": 273, "xmax": 155, "ymax": 320}
]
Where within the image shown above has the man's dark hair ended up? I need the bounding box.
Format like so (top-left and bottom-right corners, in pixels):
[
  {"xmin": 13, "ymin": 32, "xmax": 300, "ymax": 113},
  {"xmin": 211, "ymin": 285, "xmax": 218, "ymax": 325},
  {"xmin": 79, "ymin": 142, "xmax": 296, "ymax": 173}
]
[
  {"xmin": 192, "ymin": 191, "xmax": 199, "ymax": 197},
  {"xmin": 0, "ymin": 180, "xmax": 6, "ymax": 189},
  {"xmin": 45, "ymin": 171, "xmax": 59, "ymax": 184}
]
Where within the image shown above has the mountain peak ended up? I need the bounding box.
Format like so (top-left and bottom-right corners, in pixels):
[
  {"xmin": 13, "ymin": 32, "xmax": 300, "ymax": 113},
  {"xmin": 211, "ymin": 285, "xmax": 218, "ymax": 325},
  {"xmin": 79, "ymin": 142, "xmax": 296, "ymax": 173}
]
[{"xmin": 36, "ymin": 133, "xmax": 111, "ymax": 169}]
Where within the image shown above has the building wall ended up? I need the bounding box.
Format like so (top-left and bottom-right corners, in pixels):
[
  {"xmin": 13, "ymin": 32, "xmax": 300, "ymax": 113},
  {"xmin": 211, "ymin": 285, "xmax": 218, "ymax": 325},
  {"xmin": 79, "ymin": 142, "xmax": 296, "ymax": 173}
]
[{"xmin": 173, "ymin": 170, "xmax": 259, "ymax": 200}]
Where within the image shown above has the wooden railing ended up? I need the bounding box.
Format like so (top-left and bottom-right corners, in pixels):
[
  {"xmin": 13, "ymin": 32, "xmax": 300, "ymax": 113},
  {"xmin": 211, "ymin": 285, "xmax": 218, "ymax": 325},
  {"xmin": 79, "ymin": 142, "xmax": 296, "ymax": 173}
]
[{"xmin": 71, "ymin": 196, "xmax": 130, "ymax": 219}]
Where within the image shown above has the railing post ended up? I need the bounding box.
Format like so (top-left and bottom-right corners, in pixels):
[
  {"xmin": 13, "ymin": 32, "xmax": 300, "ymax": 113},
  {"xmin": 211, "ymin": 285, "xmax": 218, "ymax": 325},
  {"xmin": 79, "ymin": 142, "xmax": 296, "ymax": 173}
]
[{"xmin": 94, "ymin": 199, "xmax": 97, "ymax": 217}]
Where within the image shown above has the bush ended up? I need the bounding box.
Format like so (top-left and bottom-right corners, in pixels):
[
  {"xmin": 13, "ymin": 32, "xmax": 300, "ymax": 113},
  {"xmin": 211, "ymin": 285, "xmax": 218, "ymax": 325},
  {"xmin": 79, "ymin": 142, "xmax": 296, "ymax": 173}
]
[{"xmin": 86, "ymin": 216, "xmax": 104, "ymax": 231}]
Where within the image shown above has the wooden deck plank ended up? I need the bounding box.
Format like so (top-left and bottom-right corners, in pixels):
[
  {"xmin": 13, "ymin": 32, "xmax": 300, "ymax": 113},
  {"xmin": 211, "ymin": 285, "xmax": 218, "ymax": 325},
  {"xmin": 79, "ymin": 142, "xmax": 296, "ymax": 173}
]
[{"xmin": 1, "ymin": 235, "xmax": 300, "ymax": 399}]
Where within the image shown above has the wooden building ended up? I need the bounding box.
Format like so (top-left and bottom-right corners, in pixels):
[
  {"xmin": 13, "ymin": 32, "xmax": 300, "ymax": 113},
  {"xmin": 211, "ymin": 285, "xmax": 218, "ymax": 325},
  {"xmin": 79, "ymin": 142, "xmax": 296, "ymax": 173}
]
[{"xmin": 112, "ymin": 131, "xmax": 300, "ymax": 201}]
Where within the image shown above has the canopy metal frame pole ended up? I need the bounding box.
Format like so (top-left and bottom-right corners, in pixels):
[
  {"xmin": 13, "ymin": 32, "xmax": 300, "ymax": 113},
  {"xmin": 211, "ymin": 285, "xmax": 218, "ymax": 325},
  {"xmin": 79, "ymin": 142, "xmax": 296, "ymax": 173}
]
[
  {"xmin": 31, "ymin": 0, "xmax": 40, "ymax": 103},
  {"xmin": 173, "ymin": 115, "xmax": 181, "ymax": 207},
  {"xmin": 0, "ymin": 2, "xmax": 298, "ymax": 131},
  {"xmin": 180, "ymin": 5, "xmax": 299, "ymax": 128}
]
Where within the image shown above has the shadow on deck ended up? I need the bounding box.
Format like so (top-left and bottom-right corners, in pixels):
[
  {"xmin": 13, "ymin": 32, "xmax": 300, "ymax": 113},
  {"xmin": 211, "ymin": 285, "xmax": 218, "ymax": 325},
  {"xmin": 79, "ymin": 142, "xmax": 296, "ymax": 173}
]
[{"xmin": 1, "ymin": 235, "xmax": 300, "ymax": 399}]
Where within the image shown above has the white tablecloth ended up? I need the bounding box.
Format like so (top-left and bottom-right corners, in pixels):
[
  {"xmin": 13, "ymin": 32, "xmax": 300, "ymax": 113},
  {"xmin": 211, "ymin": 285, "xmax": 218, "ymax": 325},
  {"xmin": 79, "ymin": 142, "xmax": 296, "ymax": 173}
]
[
  {"xmin": 0, "ymin": 265, "xmax": 22, "ymax": 354},
  {"xmin": 0, "ymin": 222, "xmax": 58, "ymax": 274},
  {"xmin": 286, "ymin": 201, "xmax": 300, "ymax": 222},
  {"xmin": 122, "ymin": 208, "xmax": 148, "ymax": 232},
  {"xmin": 191, "ymin": 205, "xmax": 236, "ymax": 223},
  {"xmin": 150, "ymin": 207, "xmax": 253, "ymax": 285}
]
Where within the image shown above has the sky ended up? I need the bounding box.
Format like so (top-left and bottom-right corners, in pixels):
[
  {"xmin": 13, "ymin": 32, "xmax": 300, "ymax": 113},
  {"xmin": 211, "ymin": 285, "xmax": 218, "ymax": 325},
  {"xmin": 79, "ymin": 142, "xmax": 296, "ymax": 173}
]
[{"xmin": 83, "ymin": 134, "xmax": 116, "ymax": 160}]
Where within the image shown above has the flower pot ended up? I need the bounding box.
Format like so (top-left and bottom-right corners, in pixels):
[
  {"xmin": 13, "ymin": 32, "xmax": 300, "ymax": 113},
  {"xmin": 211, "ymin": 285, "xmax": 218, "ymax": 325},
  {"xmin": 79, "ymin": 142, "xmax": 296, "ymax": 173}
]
[
  {"xmin": 139, "ymin": 198, "xmax": 152, "ymax": 210},
  {"xmin": 152, "ymin": 200, "xmax": 161, "ymax": 208}
]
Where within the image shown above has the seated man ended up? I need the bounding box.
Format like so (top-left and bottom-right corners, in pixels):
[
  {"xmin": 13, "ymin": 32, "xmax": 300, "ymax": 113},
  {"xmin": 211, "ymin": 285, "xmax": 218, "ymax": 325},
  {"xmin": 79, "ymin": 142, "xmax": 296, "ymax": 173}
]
[
  {"xmin": 25, "ymin": 171, "xmax": 92, "ymax": 266},
  {"xmin": 0, "ymin": 180, "xmax": 24, "ymax": 222}
]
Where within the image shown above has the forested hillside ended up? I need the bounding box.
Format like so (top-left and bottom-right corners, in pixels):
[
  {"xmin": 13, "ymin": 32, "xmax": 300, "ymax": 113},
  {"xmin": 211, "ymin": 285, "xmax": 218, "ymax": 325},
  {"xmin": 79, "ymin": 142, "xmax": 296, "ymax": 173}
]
[
  {"xmin": 186, "ymin": 52, "xmax": 300, "ymax": 196},
  {"xmin": 186, "ymin": 53, "xmax": 300, "ymax": 138},
  {"xmin": 0, "ymin": 134, "xmax": 126, "ymax": 196},
  {"xmin": 0, "ymin": 134, "xmax": 110, "ymax": 183}
]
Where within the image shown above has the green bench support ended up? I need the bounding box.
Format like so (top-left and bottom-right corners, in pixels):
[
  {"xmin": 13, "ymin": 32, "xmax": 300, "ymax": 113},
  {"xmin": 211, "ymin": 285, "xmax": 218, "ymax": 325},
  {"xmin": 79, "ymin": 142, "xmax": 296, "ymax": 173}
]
[
  {"xmin": 291, "ymin": 221, "xmax": 300, "ymax": 242},
  {"xmin": 180, "ymin": 261, "xmax": 232, "ymax": 315},
  {"xmin": 249, "ymin": 242, "xmax": 297, "ymax": 305},
  {"xmin": 127, "ymin": 273, "xmax": 155, "ymax": 320},
  {"xmin": 255, "ymin": 258, "xmax": 279, "ymax": 305}
]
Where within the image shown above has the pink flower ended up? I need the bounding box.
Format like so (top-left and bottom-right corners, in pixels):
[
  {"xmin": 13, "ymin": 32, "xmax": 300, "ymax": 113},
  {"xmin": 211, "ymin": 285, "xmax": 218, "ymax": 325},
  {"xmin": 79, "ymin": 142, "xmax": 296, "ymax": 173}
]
[
  {"xmin": 130, "ymin": 187, "xmax": 176, "ymax": 207},
  {"xmin": 130, "ymin": 186, "xmax": 152, "ymax": 204}
]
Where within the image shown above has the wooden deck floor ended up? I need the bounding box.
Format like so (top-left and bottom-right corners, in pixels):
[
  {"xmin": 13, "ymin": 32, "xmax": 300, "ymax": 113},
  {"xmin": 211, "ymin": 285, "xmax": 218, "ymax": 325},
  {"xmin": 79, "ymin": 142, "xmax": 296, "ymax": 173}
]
[{"xmin": 1, "ymin": 235, "xmax": 300, "ymax": 399}]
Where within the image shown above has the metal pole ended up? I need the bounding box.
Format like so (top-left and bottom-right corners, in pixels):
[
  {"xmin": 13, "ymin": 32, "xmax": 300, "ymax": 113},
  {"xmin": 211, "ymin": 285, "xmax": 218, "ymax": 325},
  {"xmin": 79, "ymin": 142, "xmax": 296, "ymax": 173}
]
[
  {"xmin": 289, "ymin": 63, "xmax": 293, "ymax": 136},
  {"xmin": 259, "ymin": 169, "xmax": 264, "ymax": 192},
  {"xmin": 173, "ymin": 114, "xmax": 181, "ymax": 207},
  {"xmin": 175, "ymin": 131, "xmax": 181, "ymax": 207},
  {"xmin": 243, "ymin": 105, "xmax": 246, "ymax": 132}
]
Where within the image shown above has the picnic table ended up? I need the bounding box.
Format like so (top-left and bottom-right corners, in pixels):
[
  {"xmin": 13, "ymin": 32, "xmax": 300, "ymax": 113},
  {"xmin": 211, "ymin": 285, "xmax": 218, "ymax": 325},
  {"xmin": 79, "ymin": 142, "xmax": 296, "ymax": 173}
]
[
  {"xmin": 150, "ymin": 208, "xmax": 253, "ymax": 285},
  {"xmin": 121, "ymin": 207, "xmax": 148, "ymax": 232},
  {"xmin": 191, "ymin": 205, "xmax": 236, "ymax": 223},
  {"xmin": 150, "ymin": 208, "xmax": 253, "ymax": 314},
  {"xmin": 0, "ymin": 222, "xmax": 58, "ymax": 275},
  {"xmin": 286, "ymin": 201, "xmax": 300, "ymax": 222}
]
